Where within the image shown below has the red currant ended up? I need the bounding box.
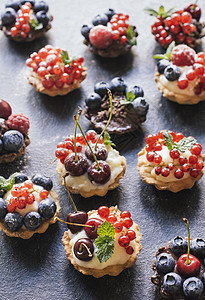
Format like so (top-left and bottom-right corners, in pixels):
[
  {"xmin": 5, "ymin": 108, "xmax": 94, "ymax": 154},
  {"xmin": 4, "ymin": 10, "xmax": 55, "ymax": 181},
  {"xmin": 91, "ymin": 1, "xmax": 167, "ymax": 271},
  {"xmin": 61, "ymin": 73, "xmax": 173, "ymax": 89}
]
[
  {"xmin": 118, "ymin": 235, "xmax": 130, "ymax": 247},
  {"xmin": 196, "ymin": 161, "xmax": 204, "ymax": 170},
  {"xmin": 161, "ymin": 168, "xmax": 170, "ymax": 177},
  {"xmin": 107, "ymin": 214, "xmax": 117, "ymax": 224},
  {"xmin": 98, "ymin": 206, "xmax": 110, "ymax": 219},
  {"xmin": 179, "ymin": 156, "xmax": 188, "ymax": 165},
  {"xmin": 155, "ymin": 166, "xmax": 162, "ymax": 175},
  {"xmin": 145, "ymin": 134, "xmax": 158, "ymax": 145},
  {"xmin": 191, "ymin": 145, "xmax": 202, "ymax": 156},
  {"xmin": 182, "ymin": 163, "xmax": 190, "ymax": 172},
  {"xmin": 177, "ymin": 78, "xmax": 189, "ymax": 89},
  {"xmin": 39, "ymin": 189, "xmax": 49, "ymax": 199},
  {"xmin": 122, "ymin": 217, "xmax": 133, "ymax": 228},
  {"xmin": 126, "ymin": 229, "xmax": 136, "ymax": 240},
  {"xmin": 146, "ymin": 152, "xmax": 155, "ymax": 162},
  {"xmin": 114, "ymin": 221, "xmax": 123, "ymax": 233},
  {"xmin": 170, "ymin": 149, "xmax": 180, "ymax": 159},
  {"xmin": 154, "ymin": 154, "xmax": 162, "ymax": 164},
  {"xmin": 126, "ymin": 246, "xmax": 134, "ymax": 255},
  {"xmin": 189, "ymin": 155, "xmax": 198, "ymax": 165},
  {"xmin": 174, "ymin": 169, "xmax": 184, "ymax": 179},
  {"xmin": 190, "ymin": 168, "xmax": 199, "ymax": 178},
  {"xmin": 120, "ymin": 210, "xmax": 131, "ymax": 218}
]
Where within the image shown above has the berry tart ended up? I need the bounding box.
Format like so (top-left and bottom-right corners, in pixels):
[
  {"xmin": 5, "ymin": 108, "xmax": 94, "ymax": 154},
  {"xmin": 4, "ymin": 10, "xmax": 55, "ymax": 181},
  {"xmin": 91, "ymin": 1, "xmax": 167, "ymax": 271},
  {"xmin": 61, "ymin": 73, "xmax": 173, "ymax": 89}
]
[
  {"xmin": 0, "ymin": 173, "xmax": 60, "ymax": 239},
  {"xmin": 0, "ymin": 0, "xmax": 53, "ymax": 42},
  {"xmin": 61, "ymin": 203, "xmax": 142, "ymax": 278},
  {"xmin": 137, "ymin": 130, "xmax": 204, "ymax": 192},
  {"xmin": 151, "ymin": 218, "xmax": 205, "ymax": 299},
  {"xmin": 84, "ymin": 77, "xmax": 149, "ymax": 134},
  {"xmin": 81, "ymin": 9, "xmax": 138, "ymax": 58},
  {"xmin": 0, "ymin": 99, "xmax": 30, "ymax": 163},
  {"xmin": 154, "ymin": 42, "xmax": 205, "ymax": 104},
  {"xmin": 145, "ymin": 4, "xmax": 205, "ymax": 48}
]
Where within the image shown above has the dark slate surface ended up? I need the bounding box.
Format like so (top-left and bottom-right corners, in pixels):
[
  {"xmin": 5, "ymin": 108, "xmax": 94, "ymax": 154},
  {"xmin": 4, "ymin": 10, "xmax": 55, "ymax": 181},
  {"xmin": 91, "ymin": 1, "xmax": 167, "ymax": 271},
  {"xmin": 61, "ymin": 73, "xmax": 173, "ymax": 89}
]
[{"xmin": 0, "ymin": 0, "xmax": 205, "ymax": 299}]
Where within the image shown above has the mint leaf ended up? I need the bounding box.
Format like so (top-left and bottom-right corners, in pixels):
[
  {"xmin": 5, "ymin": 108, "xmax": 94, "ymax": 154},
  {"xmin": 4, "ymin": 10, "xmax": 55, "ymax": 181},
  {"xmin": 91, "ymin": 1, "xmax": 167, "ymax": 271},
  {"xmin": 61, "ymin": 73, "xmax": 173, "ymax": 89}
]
[
  {"xmin": 126, "ymin": 26, "xmax": 137, "ymax": 46},
  {"xmin": 152, "ymin": 54, "xmax": 168, "ymax": 60},
  {"xmin": 144, "ymin": 8, "xmax": 159, "ymax": 17},
  {"xmin": 61, "ymin": 50, "xmax": 77, "ymax": 65},
  {"xmin": 159, "ymin": 5, "xmax": 165, "ymax": 14},
  {"xmin": 120, "ymin": 91, "xmax": 135, "ymax": 106},
  {"xmin": 29, "ymin": 17, "xmax": 43, "ymax": 30},
  {"xmin": 0, "ymin": 173, "xmax": 17, "ymax": 191},
  {"xmin": 166, "ymin": 41, "xmax": 175, "ymax": 61},
  {"xmin": 97, "ymin": 220, "xmax": 115, "ymax": 238},
  {"xmin": 103, "ymin": 131, "xmax": 115, "ymax": 147},
  {"xmin": 95, "ymin": 236, "xmax": 114, "ymax": 263},
  {"xmin": 174, "ymin": 137, "xmax": 196, "ymax": 153},
  {"xmin": 163, "ymin": 130, "xmax": 173, "ymax": 150}
]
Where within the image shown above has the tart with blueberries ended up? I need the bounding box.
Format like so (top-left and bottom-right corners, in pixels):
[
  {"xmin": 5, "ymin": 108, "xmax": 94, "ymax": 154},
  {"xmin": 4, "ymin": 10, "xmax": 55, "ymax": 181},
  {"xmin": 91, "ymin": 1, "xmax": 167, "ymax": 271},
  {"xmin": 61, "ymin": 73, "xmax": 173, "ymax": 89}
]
[
  {"xmin": 62, "ymin": 204, "xmax": 142, "ymax": 278},
  {"xmin": 81, "ymin": 9, "xmax": 138, "ymax": 58},
  {"xmin": 0, "ymin": 99, "xmax": 30, "ymax": 163},
  {"xmin": 84, "ymin": 77, "xmax": 149, "ymax": 134},
  {"xmin": 154, "ymin": 42, "xmax": 205, "ymax": 104},
  {"xmin": 151, "ymin": 218, "xmax": 205, "ymax": 299},
  {"xmin": 0, "ymin": 0, "xmax": 53, "ymax": 42},
  {"xmin": 0, "ymin": 173, "xmax": 60, "ymax": 239},
  {"xmin": 137, "ymin": 130, "xmax": 204, "ymax": 192},
  {"xmin": 26, "ymin": 45, "xmax": 87, "ymax": 96}
]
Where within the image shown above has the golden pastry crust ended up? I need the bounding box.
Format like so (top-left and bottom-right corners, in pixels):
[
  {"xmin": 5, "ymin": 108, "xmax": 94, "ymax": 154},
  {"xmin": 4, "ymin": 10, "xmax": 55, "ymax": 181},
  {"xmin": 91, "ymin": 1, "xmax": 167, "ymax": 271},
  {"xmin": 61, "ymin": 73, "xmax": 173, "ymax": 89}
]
[
  {"xmin": 137, "ymin": 147, "xmax": 204, "ymax": 192},
  {"xmin": 56, "ymin": 155, "xmax": 126, "ymax": 197},
  {"xmin": 0, "ymin": 190, "xmax": 60, "ymax": 239},
  {"xmin": 27, "ymin": 68, "xmax": 87, "ymax": 96},
  {"xmin": 62, "ymin": 206, "xmax": 142, "ymax": 278},
  {"xmin": 154, "ymin": 70, "xmax": 205, "ymax": 105}
]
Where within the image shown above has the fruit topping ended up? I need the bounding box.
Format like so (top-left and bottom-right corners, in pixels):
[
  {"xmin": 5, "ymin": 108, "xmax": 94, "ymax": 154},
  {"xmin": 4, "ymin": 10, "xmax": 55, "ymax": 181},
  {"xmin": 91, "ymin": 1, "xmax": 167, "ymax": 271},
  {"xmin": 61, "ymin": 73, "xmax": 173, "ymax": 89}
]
[
  {"xmin": 0, "ymin": 99, "xmax": 12, "ymax": 119},
  {"xmin": 171, "ymin": 44, "xmax": 196, "ymax": 66},
  {"xmin": 74, "ymin": 238, "xmax": 94, "ymax": 261},
  {"xmin": 190, "ymin": 238, "xmax": 205, "ymax": 257},
  {"xmin": 184, "ymin": 3, "xmax": 201, "ymax": 21},
  {"xmin": 38, "ymin": 198, "xmax": 56, "ymax": 219},
  {"xmin": 66, "ymin": 211, "xmax": 88, "ymax": 234},
  {"xmin": 23, "ymin": 211, "xmax": 42, "ymax": 230},
  {"xmin": 88, "ymin": 160, "xmax": 111, "ymax": 184},
  {"xmin": 0, "ymin": 198, "xmax": 7, "ymax": 220},
  {"xmin": 155, "ymin": 253, "xmax": 175, "ymax": 275},
  {"xmin": 7, "ymin": 113, "xmax": 30, "ymax": 133},
  {"xmin": 183, "ymin": 277, "xmax": 203, "ymax": 299},
  {"xmin": 64, "ymin": 153, "xmax": 88, "ymax": 176},
  {"xmin": 164, "ymin": 65, "xmax": 181, "ymax": 81},
  {"xmin": 84, "ymin": 218, "xmax": 103, "ymax": 239},
  {"xmin": 31, "ymin": 174, "xmax": 53, "ymax": 191},
  {"xmin": 170, "ymin": 236, "xmax": 188, "ymax": 255},
  {"xmin": 3, "ymin": 130, "xmax": 24, "ymax": 152},
  {"xmin": 162, "ymin": 272, "xmax": 182, "ymax": 295},
  {"xmin": 4, "ymin": 212, "xmax": 23, "ymax": 231}
]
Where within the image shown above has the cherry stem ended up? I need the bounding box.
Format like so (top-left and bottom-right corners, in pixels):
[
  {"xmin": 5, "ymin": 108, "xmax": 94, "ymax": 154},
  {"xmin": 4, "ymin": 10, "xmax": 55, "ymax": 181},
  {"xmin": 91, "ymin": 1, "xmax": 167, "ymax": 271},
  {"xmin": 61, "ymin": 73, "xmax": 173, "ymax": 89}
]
[
  {"xmin": 63, "ymin": 177, "xmax": 78, "ymax": 213},
  {"xmin": 79, "ymin": 243, "xmax": 93, "ymax": 257},
  {"xmin": 55, "ymin": 217, "xmax": 93, "ymax": 228},
  {"xmin": 183, "ymin": 218, "xmax": 191, "ymax": 265},
  {"xmin": 74, "ymin": 111, "xmax": 81, "ymax": 163},
  {"xmin": 94, "ymin": 89, "xmax": 113, "ymax": 151}
]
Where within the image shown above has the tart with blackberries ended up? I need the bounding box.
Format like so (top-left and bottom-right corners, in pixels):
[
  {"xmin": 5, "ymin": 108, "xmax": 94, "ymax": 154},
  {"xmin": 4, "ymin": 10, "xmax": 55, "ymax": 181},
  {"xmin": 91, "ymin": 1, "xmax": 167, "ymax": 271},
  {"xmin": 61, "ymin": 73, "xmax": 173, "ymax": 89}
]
[
  {"xmin": 137, "ymin": 130, "xmax": 204, "ymax": 192},
  {"xmin": 84, "ymin": 77, "xmax": 149, "ymax": 134},
  {"xmin": 0, "ymin": 99, "xmax": 30, "ymax": 163},
  {"xmin": 81, "ymin": 9, "xmax": 138, "ymax": 58},
  {"xmin": 152, "ymin": 218, "xmax": 205, "ymax": 299},
  {"xmin": 0, "ymin": 0, "xmax": 53, "ymax": 42},
  {"xmin": 154, "ymin": 42, "xmax": 205, "ymax": 104},
  {"xmin": 0, "ymin": 173, "xmax": 60, "ymax": 239},
  {"xmin": 26, "ymin": 45, "xmax": 87, "ymax": 96}
]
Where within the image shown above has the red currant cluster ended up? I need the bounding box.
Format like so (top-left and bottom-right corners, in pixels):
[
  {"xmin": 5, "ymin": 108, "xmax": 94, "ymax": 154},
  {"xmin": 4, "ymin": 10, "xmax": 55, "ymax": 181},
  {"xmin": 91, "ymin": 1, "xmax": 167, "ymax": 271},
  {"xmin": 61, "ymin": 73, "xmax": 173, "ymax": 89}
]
[
  {"xmin": 109, "ymin": 13, "xmax": 129, "ymax": 44},
  {"xmin": 98, "ymin": 206, "xmax": 136, "ymax": 255},
  {"xmin": 145, "ymin": 131, "xmax": 203, "ymax": 179},
  {"xmin": 7, "ymin": 113, "xmax": 30, "ymax": 134},
  {"xmin": 10, "ymin": 3, "xmax": 32, "ymax": 38},
  {"xmin": 26, "ymin": 45, "xmax": 85, "ymax": 90}
]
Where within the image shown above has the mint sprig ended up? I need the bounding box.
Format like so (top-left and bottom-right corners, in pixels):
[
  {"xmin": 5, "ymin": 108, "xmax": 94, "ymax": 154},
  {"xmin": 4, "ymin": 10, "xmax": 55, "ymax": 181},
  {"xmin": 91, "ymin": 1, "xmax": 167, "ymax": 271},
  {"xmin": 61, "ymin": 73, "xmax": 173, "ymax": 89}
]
[
  {"xmin": 61, "ymin": 50, "xmax": 77, "ymax": 65},
  {"xmin": 103, "ymin": 131, "xmax": 115, "ymax": 147},
  {"xmin": 29, "ymin": 17, "xmax": 43, "ymax": 30},
  {"xmin": 126, "ymin": 26, "xmax": 137, "ymax": 46},
  {"xmin": 162, "ymin": 130, "xmax": 197, "ymax": 153},
  {"xmin": 120, "ymin": 91, "xmax": 135, "ymax": 106},
  {"xmin": 144, "ymin": 5, "xmax": 175, "ymax": 19},
  {"xmin": 0, "ymin": 173, "xmax": 18, "ymax": 191},
  {"xmin": 153, "ymin": 41, "xmax": 175, "ymax": 61},
  {"xmin": 163, "ymin": 130, "xmax": 173, "ymax": 151}
]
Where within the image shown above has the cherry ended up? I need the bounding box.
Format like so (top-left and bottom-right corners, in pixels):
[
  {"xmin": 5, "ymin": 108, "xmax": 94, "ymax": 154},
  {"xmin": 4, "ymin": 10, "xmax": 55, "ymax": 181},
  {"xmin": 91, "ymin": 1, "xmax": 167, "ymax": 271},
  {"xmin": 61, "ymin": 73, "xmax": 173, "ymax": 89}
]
[
  {"xmin": 84, "ymin": 218, "xmax": 102, "ymax": 239},
  {"xmin": 85, "ymin": 145, "xmax": 108, "ymax": 161},
  {"xmin": 87, "ymin": 161, "xmax": 111, "ymax": 184},
  {"xmin": 184, "ymin": 3, "xmax": 201, "ymax": 21},
  {"xmin": 66, "ymin": 211, "xmax": 88, "ymax": 234},
  {"xmin": 118, "ymin": 235, "xmax": 130, "ymax": 248},
  {"xmin": 64, "ymin": 153, "xmax": 88, "ymax": 176},
  {"xmin": 0, "ymin": 99, "xmax": 12, "ymax": 119},
  {"xmin": 98, "ymin": 206, "xmax": 110, "ymax": 219},
  {"xmin": 73, "ymin": 238, "xmax": 94, "ymax": 261}
]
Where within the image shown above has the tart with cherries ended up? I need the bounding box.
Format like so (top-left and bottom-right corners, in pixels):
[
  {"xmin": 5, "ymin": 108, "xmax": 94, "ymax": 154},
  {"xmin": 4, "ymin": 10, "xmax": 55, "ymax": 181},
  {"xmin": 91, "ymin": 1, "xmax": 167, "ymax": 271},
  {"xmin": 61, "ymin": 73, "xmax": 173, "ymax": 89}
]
[
  {"xmin": 0, "ymin": 99, "xmax": 30, "ymax": 163},
  {"xmin": 154, "ymin": 42, "xmax": 205, "ymax": 104},
  {"xmin": 0, "ymin": 0, "xmax": 53, "ymax": 42},
  {"xmin": 62, "ymin": 205, "xmax": 142, "ymax": 278},
  {"xmin": 0, "ymin": 173, "xmax": 60, "ymax": 239},
  {"xmin": 151, "ymin": 218, "xmax": 205, "ymax": 299},
  {"xmin": 26, "ymin": 45, "xmax": 87, "ymax": 96},
  {"xmin": 84, "ymin": 77, "xmax": 149, "ymax": 134},
  {"xmin": 81, "ymin": 9, "xmax": 138, "ymax": 58},
  {"xmin": 137, "ymin": 130, "xmax": 204, "ymax": 192}
]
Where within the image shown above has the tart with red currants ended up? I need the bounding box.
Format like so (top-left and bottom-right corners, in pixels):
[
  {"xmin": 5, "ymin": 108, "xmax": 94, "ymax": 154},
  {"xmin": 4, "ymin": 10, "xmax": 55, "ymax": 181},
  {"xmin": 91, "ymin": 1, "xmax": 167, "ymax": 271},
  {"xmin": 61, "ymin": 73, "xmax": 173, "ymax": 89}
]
[
  {"xmin": 137, "ymin": 130, "xmax": 204, "ymax": 192},
  {"xmin": 26, "ymin": 45, "xmax": 87, "ymax": 96},
  {"xmin": 0, "ymin": 99, "xmax": 30, "ymax": 163},
  {"xmin": 154, "ymin": 42, "xmax": 205, "ymax": 104},
  {"xmin": 151, "ymin": 218, "xmax": 205, "ymax": 299},
  {"xmin": 145, "ymin": 4, "xmax": 205, "ymax": 49},
  {"xmin": 0, "ymin": 0, "xmax": 53, "ymax": 42},
  {"xmin": 0, "ymin": 173, "xmax": 60, "ymax": 239},
  {"xmin": 81, "ymin": 8, "xmax": 138, "ymax": 58}
]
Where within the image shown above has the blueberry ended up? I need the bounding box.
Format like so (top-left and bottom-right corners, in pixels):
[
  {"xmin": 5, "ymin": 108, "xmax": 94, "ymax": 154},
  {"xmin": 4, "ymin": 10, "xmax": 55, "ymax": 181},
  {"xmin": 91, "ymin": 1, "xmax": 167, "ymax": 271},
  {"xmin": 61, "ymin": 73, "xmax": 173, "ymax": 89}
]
[
  {"xmin": 164, "ymin": 65, "xmax": 181, "ymax": 81},
  {"xmin": 3, "ymin": 130, "xmax": 24, "ymax": 153},
  {"xmin": 1, "ymin": 8, "xmax": 16, "ymax": 26},
  {"xmin": 157, "ymin": 59, "xmax": 170, "ymax": 74},
  {"xmin": 169, "ymin": 236, "xmax": 188, "ymax": 256},
  {"xmin": 15, "ymin": 173, "xmax": 28, "ymax": 183},
  {"xmin": 20, "ymin": 0, "xmax": 35, "ymax": 6},
  {"xmin": 85, "ymin": 93, "xmax": 102, "ymax": 109},
  {"xmin": 6, "ymin": 1, "xmax": 21, "ymax": 11},
  {"xmin": 38, "ymin": 198, "xmax": 56, "ymax": 219},
  {"xmin": 23, "ymin": 211, "xmax": 42, "ymax": 230},
  {"xmin": 155, "ymin": 253, "xmax": 175, "ymax": 275},
  {"xmin": 190, "ymin": 238, "xmax": 205, "ymax": 257},
  {"xmin": 4, "ymin": 212, "xmax": 23, "ymax": 231},
  {"xmin": 109, "ymin": 77, "xmax": 127, "ymax": 94},
  {"xmin": 31, "ymin": 174, "xmax": 53, "ymax": 191},
  {"xmin": 105, "ymin": 8, "xmax": 115, "ymax": 21},
  {"xmin": 132, "ymin": 97, "xmax": 149, "ymax": 116},
  {"xmin": 162, "ymin": 272, "xmax": 182, "ymax": 295},
  {"xmin": 33, "ymin": 0, "xmax": 48, "ymax": 13},
  {"xmin": 92, "ymin": 14, "xmax": 108, "ymax": 26},
  {"xmin": 0, "ymin": 139, "xmax": 3, "ymax": 153},
  {"xmin": 126, "ymin": 85, "xmax": 144, "ymax": 98},
  {"xmin": 94, "ymin": 81, "xmax": 109, "ymax": 97},
  {"xmin": 36, "ymin": 11, "xmax": 50, "ymax": 26},
  {"xmin": 183, "ymin": 277, "xmax": 204, "ymax": 299},
  {"xmin": 81, "ymin": 25, "xmax": 92, "ymax": 41},
  {"xmin": 0, "ymin": 198, "xmax": 7, "ymax": 220}
]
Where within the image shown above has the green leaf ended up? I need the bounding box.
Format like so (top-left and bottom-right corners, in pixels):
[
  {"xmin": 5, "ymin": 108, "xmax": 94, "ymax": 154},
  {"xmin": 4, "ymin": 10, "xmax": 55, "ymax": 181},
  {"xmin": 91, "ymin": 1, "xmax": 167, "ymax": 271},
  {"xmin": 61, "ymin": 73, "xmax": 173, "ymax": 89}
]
[
  {"xmin": 126, "ymin": 91, "xmax": 136, "ymax": 102},
  {"xmin": 163, "ymin": 130, "xmax": 173, "ymax": 151},
  {"xmin": 166, "ymin": 41, "xmax": 175, "ymax": 60},
  {"xmin": 29, "ymin": 17, "xmax": 43, "ymax": 30},
  {"xmin": 103, "ymin": 131, "xmax": 115, "ymax": 147},
  {"xmin": 126, "ymin": 26, "xmax": 137, "ymax": 46},
  {"xmin": 97, "ymin": 220, "xmax": 115, "ymax": 238},
  {"xmin": 0, "ymin": 173, "xmax": 17, "ymax": 191},
  {"xmin": 153, "ymin": 54, "xmax": 169, "ymax": 60},
  {"xmin": 95, "ymin": 236, "xmax": 114, "ymax": 263},
  {"xmin": 159, "ymin": 5, "xmax": 165, "ymax": 14},
  {"xmin": 144, "ymin": 8, "xmax": 159, "ymax": 17},
  {"xmin": 174, "ymin": 137, "xmax": 196, "ymax": 153},
  {"xmin": 61, "ymin": 50, "xmax": 77, "ymax": 65}
]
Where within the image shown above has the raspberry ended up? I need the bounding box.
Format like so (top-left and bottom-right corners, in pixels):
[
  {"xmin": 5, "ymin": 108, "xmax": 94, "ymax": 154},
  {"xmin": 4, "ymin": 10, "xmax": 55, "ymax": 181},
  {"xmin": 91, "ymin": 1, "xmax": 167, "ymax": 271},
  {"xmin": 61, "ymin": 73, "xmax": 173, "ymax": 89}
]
[
  {"xmin": 89, "ymin": 25, "xmax": 113, "ymax": 49},
  {"xmin": 171, "ymin": 45, "xmax": 196, "ymax": 66},
  {"xmin": 7, "ymin": 113, "xmax": 30, "ymax": 134}
]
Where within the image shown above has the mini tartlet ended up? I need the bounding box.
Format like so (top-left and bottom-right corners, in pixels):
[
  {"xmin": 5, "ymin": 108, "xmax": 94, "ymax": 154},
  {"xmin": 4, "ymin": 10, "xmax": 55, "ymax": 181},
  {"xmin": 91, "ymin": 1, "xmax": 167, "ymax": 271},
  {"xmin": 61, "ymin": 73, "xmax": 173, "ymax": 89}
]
[
  {"xmin": 62, "ymin": 205, "xmax": 142, "ymax": 278},
  {"xmin": 26, "ymin": 45, "xmax": 87, "ymax": 96},
  {"xmin": 137, "ymin": 130, "xmax": 204, "ymax": 192},
  {"xmin": 0, "ymin": 0, "xmax": 53, "ymax": 42},
  {"xmin": 0, "ymin": 173, "xmax": 60, "ymax": 239},
  {"xmin": 81, "ymin": 9, "xmax": 138, "ymax": 58}
]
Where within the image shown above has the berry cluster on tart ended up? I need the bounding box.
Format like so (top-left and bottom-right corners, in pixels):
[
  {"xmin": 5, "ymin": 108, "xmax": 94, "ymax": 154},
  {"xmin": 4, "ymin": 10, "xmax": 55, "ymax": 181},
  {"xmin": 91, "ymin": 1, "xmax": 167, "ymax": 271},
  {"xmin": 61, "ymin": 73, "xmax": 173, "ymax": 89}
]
[
  {"xmin": 84, "ymin": 77, "xmax": 149, "ymax": 134},
  {"xmin": 81, "ymin": 8, "xmax": 138, "ymax": 58},
  {"xmin": 145, "ymin": 3, "xmax": 205, "ymax": 48},
  {"xmin": 0, "ymin": 173, "xmax": 60, "ymax": 239},
  {"xmin": 137, "ymin": 130, "xmax": 204, "ymax": 192},
  {"xmin": 0, "ymin": 0, "xmax": 53, "ymax": 42},
  {"xmin": 0, "ymin": 99, "xmax": 30, "ymax": 164},
  {"xmin": 154, "ymin": 42, "xmax": 205, "ymax": 104},
  {"xmin": 26, "ymin": 45, "xmax": 87, "ymax": 96}
]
